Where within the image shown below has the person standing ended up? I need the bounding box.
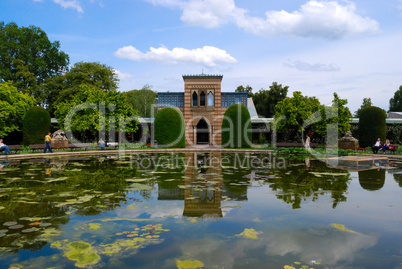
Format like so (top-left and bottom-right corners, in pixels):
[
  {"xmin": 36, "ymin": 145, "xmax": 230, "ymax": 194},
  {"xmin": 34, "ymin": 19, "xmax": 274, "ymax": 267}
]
[
  {"xmin": 0, "ymin": 139, "xmax": 11, "ymax": 155},
  {"xmin": 44, "ymin": 133, "xmax": 53, "ymax": 153},
  {"xmin": 305, "ymin": 135, "xmax": 311, "ymax": 152}
]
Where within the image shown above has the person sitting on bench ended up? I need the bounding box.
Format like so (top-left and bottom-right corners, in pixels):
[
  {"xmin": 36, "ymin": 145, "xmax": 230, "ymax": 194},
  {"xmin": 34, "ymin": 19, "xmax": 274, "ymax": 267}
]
[
  {"xmin": 0, "ymin": 139, "xmax": 11, "ymax": 155},
  {"xmin": 372, "ymin": 138, "xmax": 383, "ymax": 154},
  {"xmin": 382, "ymin": 139, "xmax": 390, "ymax": 154}
]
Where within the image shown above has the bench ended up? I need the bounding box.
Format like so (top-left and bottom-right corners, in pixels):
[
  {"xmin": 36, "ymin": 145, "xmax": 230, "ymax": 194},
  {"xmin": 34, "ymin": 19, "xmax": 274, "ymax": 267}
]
[
  {"xmin": 68, "ymin": 143, "xmax": 90, "ymax": 151},
  {"xmin": 8, "ymin": 145, "xmax": 21, "ymax": 153},
  {"xmin": 275, "ymin": 142, "xmax": 319, "ymax": 148},
  {"xmin": 388, "ymin": 145, "xmax": 398, "ymax": 154},
  {"xmin": 29, "ymin": 144, "xmax": 45, "ymax": 152}
]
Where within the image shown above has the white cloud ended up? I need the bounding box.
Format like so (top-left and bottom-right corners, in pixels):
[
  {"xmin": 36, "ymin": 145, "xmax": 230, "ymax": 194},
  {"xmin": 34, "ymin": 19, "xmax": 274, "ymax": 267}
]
[
  {"xmin": 235, "ymin": 1, "xmax": 380, "ymax": 38},
  {"xmin": 180, "ymin": 0, "xmax": 237, "ymax": 28},
  {"xmin": 114, "ymin": 45, "xmax": 237, "ymax": 67},
  {"xmin": 53, "ymin": 0, "xmax": 84, "ymax": 13},
  {"xmin": 150, "ymin": 0, "xmax": 380, "ymax": 39},
  {"xmin": 114, "ymin": 69, "xmax": 135, "ymax": 80},
  {"xmin": 284, "ymin": 60, "xmax": 340, "ymax": 72}
]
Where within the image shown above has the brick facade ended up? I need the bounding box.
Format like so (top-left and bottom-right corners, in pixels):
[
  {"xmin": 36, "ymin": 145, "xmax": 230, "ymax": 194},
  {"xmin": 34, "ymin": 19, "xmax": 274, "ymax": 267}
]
[{"xmin": 157, "ymin": 74, "xmax": 247, "ymax": 147}]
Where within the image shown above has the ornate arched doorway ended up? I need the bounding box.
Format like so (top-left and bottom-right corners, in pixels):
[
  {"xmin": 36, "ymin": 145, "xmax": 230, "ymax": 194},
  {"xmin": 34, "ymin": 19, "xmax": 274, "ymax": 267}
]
[{"xmin": 196, "ymin": 118, "xmax": 209, "ymax": 144}]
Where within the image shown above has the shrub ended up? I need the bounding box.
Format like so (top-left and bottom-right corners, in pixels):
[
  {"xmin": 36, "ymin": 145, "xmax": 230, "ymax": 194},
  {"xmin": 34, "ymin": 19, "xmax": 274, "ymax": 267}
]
[
  {"xmin": 258, "ymin": 132, "xmax": 267, "ymax": 145},
  {"xmin": 358, "ymin": 106, "xmax": 386, "ymax": 148},
  {"xmin": 386, "ymin": 125, "xmax": 402, "ymax": 145},
  {"xmin": 221, "ymin": 104, "xmax": 252, "ymax": 148},
  {"xmin": 22, "ymin": 106, "xmax": 51, "ymax": 146},
  {"xmin": 154, "ymin": 107, "xmax": 185, "ymax": 148}
]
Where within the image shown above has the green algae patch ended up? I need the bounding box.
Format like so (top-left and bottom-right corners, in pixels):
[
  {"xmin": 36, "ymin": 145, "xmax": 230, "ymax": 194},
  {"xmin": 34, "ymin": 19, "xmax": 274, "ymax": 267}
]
[
  {"xmin": 99, "ymin": 243, "xmax": 122, "ymax": 255},
  {"xmin": 88, "ymin": 223, "xmax": 101, "ymax": 230},
  {"xmin": 236, "ymin": 228, "xmax": 260, "ymax": 239},
  {"xmin": 176, "ymin": 259, "xmax": 204, "ymax": 269},
  {"xmin": 332, "ymin": 223, "xmax": 356, "ymax": 233},
  {"xmin": 65, "ymin": 241, "xmax": 100, "ymax": 268}
]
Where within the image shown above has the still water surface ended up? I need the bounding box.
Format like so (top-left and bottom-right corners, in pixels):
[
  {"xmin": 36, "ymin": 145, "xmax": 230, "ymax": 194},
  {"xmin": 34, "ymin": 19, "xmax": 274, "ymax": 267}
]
[{"xmin": 0, "ymin": 152, "xmax": 401, "ymax": 269}]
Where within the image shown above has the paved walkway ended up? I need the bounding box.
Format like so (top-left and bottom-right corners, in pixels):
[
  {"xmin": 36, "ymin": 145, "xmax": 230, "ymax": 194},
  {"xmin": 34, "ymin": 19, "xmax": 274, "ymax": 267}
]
[
  {"xmin": 1, "ymin": 148, "xmax": 401, "ymax": 161},
  {"xmin": 0, "ymin": 147, "xmax": 274, "ymax": 161}
]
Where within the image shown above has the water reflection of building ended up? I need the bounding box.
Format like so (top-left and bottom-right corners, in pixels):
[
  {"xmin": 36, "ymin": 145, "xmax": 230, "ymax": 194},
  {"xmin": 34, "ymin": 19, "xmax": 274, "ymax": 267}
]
[
  {"xmin": 183, "ymin": 152, "xmax": 223, "ymax": 217},
  {"xmin": 156, "ymin": 153, "xmax": 250, "ymax": 217}
]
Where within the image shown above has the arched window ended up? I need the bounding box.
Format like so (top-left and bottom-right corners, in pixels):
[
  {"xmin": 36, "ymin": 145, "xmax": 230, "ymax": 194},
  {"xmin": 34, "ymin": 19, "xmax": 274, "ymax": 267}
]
[
  {"xmin": 192, "ymin": 92, "xmax": 198, "ymax": 106},
  {"xmin": 200, "ymin": 91, "xmax": 206, "ymax": 106},
  {"xmin": 208, "ymin": 91, "xmax": 214, "ymax": 106}
]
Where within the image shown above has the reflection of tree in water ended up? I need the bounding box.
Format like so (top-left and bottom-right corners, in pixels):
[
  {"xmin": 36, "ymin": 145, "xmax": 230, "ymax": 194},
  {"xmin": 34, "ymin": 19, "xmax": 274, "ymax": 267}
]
[
  {"xmin": 392, "ymin": 172, "xmax": 402, "ymax": 188},
  {"xmin": 267, "ymin": 159, "xmax": 351, "ymax": 209},
  {"xmin": 358, "ymin": 169, "xmax": 386, "ymax": 191},
  {"xmin": 0, "ymin": 156, "xmax": 137, "ymax": 254}
]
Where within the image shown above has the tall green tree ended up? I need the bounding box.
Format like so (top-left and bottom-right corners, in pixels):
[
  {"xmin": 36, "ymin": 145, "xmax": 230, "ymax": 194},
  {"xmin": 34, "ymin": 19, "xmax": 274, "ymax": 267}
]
[
  {"xmin": 235, "ymin": 85, "xmax": 253, "ymax": 94},
  {"xmin": 389, "ymin": 85, "xmax": 402, "ymax": 112},
  {"xmin": 253, "ymin": 82, "xmax": 288, "ymax": 118},
  {"xmin": 274, "ymin": 91, "xmax": 322, "ymax": 140},
  {"xmin": 53, "ymin": 62, "xmax": 119, "ymax": 108},
  {"xmin": 359, "ymin": 106, "xmax": 386, "ymax": 148},
  {"xmin": 315, "ymin": 93, "xmax": 352, "ymax": 142},
  {"xmin": 55, "ymin": 85, "xmax": 138, "ymax": 141},
  {"xmin": 123, "ymin": 84, "xmax": 157, "ymax": 118},
  {"xmin": 0, "ymin": 21, "xmax": 69, "ymax": 99},
  {"xmin": 22, "ymin": 106, "xmax": 50, "ymax": 145},
  {"xmin": 0, "ymin": 82, "xmax": 36, "ymax": 137},
  {"xmin": 354, "ymin": 98, "xmax": 372, "ymax": 118}
]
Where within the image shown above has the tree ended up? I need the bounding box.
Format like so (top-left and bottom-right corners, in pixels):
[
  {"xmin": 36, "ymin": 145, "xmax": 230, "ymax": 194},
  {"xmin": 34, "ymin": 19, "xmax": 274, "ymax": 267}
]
[
  {"xmin": 359, "ymin": 106, "xmax": 386, "ymax": 148},
  {"xmin": 0, "ymin": 21, "xmax": 69, "ymax": 98},
  {"xmin": 354, "ymin": 98, "xmax": 372, "ymax": 118},
  {"xmin": 0, "ymin": 82, "xmax": 36, "ymax": 138},
  {"xmin": 389, "ymin": 85, "xmax": 402, "ymax": 112},
  {"xmin": 221, "ymin": 104, "xmax": 252, "ymax": 148},
  {"xmin": 235, "ymin": 85, "xmax": 253, "ymax": 94},
  {"xmin": 274, "ymin": 91, "xmax": 322, "ymax": 138},
  {"xmin": 22, "ymin": 106, "xmax": 50, "ymax": 145},
  {"xmin": 253, "ymin": 82, "xmax": 288, "ymax": 118},
  {"xmin": 123, "ymin": 84, "xmax": 157, "ymax": 118},
  {"xmin": 154, "ymin": 107, "xmax": 185, "ymax": 148},
  {"xmin": 315, "ymin": 93, "xmax": 352, "ymax": 143},
  {"xmin": 54, "ymin": 85, "xmax": 138, "ymax": 142},
  {"xmin": 53, "ymin": 62, "xmax": 119, "ymax": 108}
]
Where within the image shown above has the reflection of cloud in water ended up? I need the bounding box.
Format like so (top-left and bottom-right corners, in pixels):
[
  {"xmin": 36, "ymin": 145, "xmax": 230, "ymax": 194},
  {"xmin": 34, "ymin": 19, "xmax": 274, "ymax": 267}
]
[
  {"xmin": 264, "ymin": 227, "xmax": 378, "ymax": 265},
  {"xmin": 178, "ymin": 238, "xmax": 238, "ymax": 269},
  {"xmin": 115, "ymin": 201, "xmax": 184, "ymax": 219},
  {"xmin": 115, "ymin": 201, "xmax": 240, "ymax": 219},
  {"xmin": 178, "ymin": 226, "xmax": 378, "ymax": 268}
]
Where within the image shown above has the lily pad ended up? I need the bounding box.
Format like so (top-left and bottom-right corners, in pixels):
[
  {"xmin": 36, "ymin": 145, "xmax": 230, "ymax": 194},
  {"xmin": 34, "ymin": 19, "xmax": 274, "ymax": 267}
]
[
  {"xmin": 9, "ymin": 224, "xmax": 24, "ymax": 229},
  {"xmin": 22, "ymin": 227, "xmax": 39, "ymax": 233},
  {"xmin": 39, "ymin": 222, "xmax": 52, "ymax": 227},
  {"xmin": 3, "ymin": 221, "xmax": 18, "ymax": 226}
]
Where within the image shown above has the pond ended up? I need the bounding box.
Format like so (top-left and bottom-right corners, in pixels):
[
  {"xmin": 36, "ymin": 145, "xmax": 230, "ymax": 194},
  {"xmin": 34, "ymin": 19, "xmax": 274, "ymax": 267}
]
[{"xmin": 0, "ymin": 152, "xmax": 401, "ymax": 269}]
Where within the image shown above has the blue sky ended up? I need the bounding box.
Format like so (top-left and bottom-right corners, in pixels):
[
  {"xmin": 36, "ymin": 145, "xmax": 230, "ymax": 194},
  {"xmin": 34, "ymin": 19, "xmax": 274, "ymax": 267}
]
[{"xmin": 1, "ymin": 0, "xmax": 401, "ymax": 113}]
